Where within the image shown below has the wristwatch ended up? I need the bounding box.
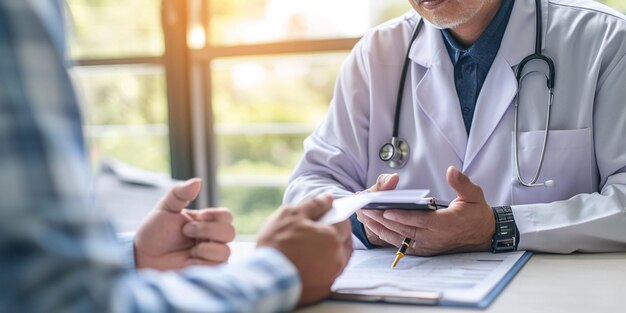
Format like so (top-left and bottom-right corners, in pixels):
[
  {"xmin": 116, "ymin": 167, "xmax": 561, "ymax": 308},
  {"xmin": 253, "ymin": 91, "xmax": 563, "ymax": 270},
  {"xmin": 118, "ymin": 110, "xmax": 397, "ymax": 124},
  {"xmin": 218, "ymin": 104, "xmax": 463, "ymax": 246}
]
[{"xmin": 491, "ymin": 206, "xmax": 518, "ymax": 253}]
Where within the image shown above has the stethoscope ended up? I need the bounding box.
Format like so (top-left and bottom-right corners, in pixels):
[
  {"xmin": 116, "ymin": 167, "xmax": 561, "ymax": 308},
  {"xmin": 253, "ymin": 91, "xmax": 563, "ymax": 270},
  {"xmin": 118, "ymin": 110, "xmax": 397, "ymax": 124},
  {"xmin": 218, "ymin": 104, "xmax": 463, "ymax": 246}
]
[{"xmin": 379, "ymin": 0, "xmax": 556, "ymax": 188}]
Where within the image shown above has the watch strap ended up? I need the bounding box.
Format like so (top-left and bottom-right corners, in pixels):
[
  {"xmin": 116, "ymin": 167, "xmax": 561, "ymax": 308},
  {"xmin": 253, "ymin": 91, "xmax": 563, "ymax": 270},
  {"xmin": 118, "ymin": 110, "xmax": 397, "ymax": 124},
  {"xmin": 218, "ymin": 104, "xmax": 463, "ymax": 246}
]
[{"xmin": 491, "ymin": 206, "xmax": 518, "ymax": 253}]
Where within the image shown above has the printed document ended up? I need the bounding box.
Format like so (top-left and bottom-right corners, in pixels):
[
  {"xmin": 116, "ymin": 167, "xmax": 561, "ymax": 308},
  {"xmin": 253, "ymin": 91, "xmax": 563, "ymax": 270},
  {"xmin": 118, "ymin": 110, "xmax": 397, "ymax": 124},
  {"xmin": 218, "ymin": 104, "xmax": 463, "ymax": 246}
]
[{"xmin": 332, "ymin": 248, "xmax": 527, "ymax": 304}]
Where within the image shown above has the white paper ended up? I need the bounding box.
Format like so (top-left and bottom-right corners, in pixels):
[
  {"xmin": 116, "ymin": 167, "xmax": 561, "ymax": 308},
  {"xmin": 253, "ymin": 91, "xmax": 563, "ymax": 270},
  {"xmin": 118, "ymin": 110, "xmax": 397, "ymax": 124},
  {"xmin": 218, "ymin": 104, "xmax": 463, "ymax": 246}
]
[
  {"xmin": 318, "ymin": 189, "xmax": 430, "ymax": 225},
  {"xmin": 317, "ymin": 194, "xmax": 372, "ymax": 225},
  {"xmin": 332, "ymin": 248, "xmax": 526, "ymax": 304}
]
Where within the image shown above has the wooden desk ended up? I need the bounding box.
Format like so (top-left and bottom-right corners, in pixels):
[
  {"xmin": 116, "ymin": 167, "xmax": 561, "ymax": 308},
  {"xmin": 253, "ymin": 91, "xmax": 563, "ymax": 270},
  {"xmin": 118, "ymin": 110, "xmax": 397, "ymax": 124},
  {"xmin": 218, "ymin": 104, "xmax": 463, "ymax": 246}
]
[{"xmin": 297, "ymin": 252, "xmax": 626, "ymax": 313}]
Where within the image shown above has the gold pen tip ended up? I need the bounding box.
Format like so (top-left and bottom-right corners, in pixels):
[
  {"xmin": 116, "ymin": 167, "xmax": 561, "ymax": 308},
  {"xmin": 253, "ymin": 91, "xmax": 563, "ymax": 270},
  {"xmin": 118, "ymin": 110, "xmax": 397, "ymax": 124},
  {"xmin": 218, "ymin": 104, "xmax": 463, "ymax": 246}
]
[{"xmin": 391, "ymin": 252, "xmax": 404, "ymax": 269}]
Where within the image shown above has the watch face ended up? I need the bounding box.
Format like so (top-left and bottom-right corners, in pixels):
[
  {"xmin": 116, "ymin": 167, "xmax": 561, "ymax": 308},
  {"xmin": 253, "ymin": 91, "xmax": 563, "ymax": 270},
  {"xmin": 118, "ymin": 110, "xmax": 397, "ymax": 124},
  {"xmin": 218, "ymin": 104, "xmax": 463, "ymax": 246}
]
[{"xmin": 492, "ymin": 237, "xmax": 516, "ymax": 253}]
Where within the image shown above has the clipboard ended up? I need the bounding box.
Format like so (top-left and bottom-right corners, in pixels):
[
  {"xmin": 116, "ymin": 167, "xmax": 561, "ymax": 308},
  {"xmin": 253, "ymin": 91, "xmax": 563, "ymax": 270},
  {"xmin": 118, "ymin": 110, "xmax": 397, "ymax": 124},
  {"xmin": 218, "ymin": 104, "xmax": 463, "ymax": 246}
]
[
  {"xmin": 329, "ymin": 250, "xmax": 533, "ymax": 308},
  {"xmin": 362, "ymin": 196, "xmax": 447, "ymax": 210},
  {"xmin": 332, "ymin": 288, "xmax": 442, "ymax": 305}
]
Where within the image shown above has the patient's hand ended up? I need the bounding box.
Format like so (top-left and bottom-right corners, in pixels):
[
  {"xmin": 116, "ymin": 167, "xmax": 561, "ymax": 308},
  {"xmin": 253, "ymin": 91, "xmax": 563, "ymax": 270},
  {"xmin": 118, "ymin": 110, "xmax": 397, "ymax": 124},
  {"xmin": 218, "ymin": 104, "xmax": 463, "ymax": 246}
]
[{"xmin": 134, "ymin": 179, "xmax": 236, "ymax": 270}]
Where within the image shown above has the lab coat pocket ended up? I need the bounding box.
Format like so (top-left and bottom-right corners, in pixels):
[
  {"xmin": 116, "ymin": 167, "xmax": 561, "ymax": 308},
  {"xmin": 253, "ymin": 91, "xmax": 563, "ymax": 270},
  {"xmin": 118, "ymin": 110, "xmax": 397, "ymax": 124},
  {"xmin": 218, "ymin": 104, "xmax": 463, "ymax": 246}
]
[{"xmin": 511, "ymin": 128, "xmax": 593, "ymax": 205}]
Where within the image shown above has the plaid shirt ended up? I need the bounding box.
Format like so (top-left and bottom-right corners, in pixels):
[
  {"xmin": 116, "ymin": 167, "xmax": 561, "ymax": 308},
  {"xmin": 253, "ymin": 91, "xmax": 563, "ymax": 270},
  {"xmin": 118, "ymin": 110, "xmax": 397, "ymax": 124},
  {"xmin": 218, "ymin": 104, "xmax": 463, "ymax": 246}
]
[{"xmin": 0, "ymin": 1, "xmax": 300, "ymax": 312}]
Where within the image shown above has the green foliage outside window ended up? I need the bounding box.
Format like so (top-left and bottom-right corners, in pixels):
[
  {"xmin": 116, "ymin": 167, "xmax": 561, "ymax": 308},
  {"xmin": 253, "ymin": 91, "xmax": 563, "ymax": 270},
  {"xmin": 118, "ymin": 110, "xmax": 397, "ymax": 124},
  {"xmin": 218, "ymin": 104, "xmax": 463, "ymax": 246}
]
[
  {"xmin": 74, "ymin": 66, "xmax": 170, "ymax": 174},
  {"xmin": 212, "ymin": 54, "xmax": 343, "ymax": 234},
  {"xmin": 67, "ymin": 0, "xmax": 162, "ymax": 58}
]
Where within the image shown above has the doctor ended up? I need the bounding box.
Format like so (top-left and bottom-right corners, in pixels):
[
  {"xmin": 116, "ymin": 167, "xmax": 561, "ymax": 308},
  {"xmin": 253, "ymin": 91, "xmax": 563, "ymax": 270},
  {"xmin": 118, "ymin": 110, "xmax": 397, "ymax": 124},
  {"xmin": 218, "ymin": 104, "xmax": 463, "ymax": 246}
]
[{"xmin": 284, "ymin": 0, "xmax": 626, "ymax": 255}]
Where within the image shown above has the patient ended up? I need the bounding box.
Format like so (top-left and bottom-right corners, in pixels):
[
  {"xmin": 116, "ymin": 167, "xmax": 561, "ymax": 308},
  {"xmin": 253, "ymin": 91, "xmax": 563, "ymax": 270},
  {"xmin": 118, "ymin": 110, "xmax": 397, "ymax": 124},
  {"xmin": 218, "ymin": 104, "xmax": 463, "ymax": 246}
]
[{"xmin": 0, "ymin": 1, "xmax": 351, "ymax": 312}]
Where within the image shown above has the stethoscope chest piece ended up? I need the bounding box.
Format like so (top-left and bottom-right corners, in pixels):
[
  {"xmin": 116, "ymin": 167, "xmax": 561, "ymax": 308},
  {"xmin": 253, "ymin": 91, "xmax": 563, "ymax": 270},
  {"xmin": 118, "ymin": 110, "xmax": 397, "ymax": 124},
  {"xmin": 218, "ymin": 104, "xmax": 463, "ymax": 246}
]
[{"xmin": 379, "ymin": 136, "xmax": 410, "ymax": 168}]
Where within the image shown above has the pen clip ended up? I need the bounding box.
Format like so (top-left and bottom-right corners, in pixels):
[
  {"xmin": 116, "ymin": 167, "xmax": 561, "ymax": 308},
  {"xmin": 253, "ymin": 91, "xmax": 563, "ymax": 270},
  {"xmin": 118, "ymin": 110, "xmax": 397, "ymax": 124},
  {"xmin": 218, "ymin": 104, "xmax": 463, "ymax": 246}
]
[{"xmin": 428, "ymin": 197, "xmax": 449, "ymax": 210}]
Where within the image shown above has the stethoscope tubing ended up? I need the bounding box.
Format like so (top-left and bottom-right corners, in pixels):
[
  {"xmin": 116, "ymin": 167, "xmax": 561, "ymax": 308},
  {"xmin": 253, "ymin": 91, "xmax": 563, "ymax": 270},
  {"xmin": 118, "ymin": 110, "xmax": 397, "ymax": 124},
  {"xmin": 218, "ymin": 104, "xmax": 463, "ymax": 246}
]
[{"xmin": 392, "ymin": 18, "xmax": 424, "ymax": 139}]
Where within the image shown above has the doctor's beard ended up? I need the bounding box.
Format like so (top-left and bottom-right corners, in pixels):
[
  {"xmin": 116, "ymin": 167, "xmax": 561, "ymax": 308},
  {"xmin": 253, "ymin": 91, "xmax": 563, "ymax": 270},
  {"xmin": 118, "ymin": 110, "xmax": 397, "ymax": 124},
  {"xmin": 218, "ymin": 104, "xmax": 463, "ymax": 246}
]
[{"xmin": 409, "ymin": 0, "xmax": 490, "ymax": 30}]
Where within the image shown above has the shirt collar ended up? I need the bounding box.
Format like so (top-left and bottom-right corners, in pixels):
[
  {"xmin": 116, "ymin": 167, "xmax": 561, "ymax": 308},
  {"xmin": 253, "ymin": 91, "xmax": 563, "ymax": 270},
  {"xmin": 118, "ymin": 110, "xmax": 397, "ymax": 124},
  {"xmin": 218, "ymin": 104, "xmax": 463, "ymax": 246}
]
[{"xmin": 441, "ymin": 0, "xmax": 515, "ymax": 67}]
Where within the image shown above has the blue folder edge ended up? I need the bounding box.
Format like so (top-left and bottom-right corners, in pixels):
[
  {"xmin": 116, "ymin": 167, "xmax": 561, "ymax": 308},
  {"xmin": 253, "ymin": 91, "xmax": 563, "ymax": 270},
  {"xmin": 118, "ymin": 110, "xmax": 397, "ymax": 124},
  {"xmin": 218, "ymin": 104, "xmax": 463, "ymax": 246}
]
[
  {"xmin": 440, "ymin": 251, "xmax": 533, "ymax": 309},
  {"xmin": 329, "ymin": 251, "xmax": 533, "ymax": 309}
]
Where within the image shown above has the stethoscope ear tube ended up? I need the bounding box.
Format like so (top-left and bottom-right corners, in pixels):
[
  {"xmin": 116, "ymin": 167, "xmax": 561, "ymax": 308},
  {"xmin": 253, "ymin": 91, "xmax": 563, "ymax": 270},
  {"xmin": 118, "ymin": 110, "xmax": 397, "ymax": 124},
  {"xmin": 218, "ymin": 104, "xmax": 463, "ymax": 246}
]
[{"xmin": 516, "ymin": 53, "xmax": 556, "ymax": 89}]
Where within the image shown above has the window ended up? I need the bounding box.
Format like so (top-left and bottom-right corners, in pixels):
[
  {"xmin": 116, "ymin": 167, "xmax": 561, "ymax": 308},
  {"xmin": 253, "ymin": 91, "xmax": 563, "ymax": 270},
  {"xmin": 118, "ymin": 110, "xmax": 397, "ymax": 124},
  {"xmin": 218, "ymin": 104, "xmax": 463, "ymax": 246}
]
[
  {"xmin": 74, "ymin": 65, "xmax": 169, "ymax": 173},
  {"xmin": 67, "ymin": 0, "xmax": 170, "ymax": 231},
  {"xmin": 69, "ymin": 0, "xmax": 626, "ymax": 234},
  {"xmin": 67, "ymin": 0, "xmax": 169, "ymax": 174},
  {"xmin": 211, "ymin": 53, "xmax": 348, "ymax": 233}
]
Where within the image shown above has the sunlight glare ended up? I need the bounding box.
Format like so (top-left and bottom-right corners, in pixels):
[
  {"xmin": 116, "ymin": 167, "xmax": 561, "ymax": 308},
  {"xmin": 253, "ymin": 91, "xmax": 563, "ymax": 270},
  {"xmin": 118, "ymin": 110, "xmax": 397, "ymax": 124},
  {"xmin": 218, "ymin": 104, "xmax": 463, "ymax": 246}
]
[
  {"xmin": 265, "ymin": 0, "xmax": 369, "ymax": 38},
  {"xmin": 231, "ymin": 62, "xmax": 267, "ymax": 90},
  {"xmin": 187, "ymin": 25, "xmax": 206, "ymax": 49}
]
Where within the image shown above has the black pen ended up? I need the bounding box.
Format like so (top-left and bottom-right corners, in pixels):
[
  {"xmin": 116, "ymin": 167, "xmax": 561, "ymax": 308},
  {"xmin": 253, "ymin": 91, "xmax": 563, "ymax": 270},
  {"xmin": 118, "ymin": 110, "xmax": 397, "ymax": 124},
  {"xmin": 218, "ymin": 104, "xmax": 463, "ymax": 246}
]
[{"xmin": 391, "ymin": 237, "xmax": 411, "ymax": 269}]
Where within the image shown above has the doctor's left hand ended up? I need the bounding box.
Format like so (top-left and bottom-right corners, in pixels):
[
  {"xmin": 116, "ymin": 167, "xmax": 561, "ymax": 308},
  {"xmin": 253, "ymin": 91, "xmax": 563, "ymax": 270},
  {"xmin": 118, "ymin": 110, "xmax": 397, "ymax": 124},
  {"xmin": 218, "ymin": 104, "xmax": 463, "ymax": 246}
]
[
  {"xmin": 134, "ymin": 179, "xmax": 236, "ymax": 270},
  {"xmin": 362, "ymin": 167, "xmax": 495, "ymax": 256}
]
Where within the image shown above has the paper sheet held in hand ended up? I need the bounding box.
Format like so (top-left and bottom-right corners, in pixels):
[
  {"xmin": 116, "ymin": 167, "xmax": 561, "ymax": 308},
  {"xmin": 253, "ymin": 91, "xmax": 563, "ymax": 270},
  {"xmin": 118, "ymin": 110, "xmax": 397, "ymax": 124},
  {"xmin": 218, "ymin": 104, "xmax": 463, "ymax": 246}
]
[{"xmin": 318, "ymin": 189, "xmax": 430, "ymax": 225}]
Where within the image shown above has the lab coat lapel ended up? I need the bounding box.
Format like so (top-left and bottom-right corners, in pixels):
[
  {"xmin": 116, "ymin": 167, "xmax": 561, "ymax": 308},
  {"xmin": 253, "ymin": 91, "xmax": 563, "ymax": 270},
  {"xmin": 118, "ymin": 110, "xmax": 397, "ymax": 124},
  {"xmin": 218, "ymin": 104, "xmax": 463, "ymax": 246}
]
[
  {"xmin": 411, "ymin": 20, "xmax": 468, "ymax": 162},
  {"xmin": 463, "ymin": 56, "xmax": 517, "ymax": 170},
  {"xmin": 463, "ymin": 0, "xmax": 543, "ymax": 170}
]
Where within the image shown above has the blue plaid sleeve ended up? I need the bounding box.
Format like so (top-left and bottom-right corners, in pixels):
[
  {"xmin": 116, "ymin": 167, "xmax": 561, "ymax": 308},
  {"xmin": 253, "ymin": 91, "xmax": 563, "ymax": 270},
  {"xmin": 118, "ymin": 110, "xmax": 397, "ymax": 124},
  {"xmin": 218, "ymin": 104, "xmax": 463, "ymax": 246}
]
[
  {"xmin": 0, "ymin": 1, "xmax": 301, "ymax": 312},
  {"xmin": 113, "ymin": 248, "xmax": 301, "ymax": 313}
]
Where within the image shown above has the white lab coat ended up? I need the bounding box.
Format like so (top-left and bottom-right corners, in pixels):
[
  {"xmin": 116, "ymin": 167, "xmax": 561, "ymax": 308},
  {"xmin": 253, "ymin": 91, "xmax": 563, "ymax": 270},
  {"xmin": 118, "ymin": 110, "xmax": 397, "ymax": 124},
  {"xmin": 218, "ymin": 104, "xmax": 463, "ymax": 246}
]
[{"xmin": 284, "ymin": 0, "xmax": 626, "ymax": 253}]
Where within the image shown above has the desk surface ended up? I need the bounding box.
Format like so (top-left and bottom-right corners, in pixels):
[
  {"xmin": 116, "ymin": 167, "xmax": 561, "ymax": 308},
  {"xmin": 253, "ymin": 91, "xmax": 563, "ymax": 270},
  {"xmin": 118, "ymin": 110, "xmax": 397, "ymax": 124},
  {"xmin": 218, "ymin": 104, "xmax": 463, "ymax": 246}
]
[
  {"xmin": 295, "ymin": 252, "xmax": 626, "ymax": 313},
  {"xmin": 229, "ymin": 242, "xmax": 625, "ymax": 313}
]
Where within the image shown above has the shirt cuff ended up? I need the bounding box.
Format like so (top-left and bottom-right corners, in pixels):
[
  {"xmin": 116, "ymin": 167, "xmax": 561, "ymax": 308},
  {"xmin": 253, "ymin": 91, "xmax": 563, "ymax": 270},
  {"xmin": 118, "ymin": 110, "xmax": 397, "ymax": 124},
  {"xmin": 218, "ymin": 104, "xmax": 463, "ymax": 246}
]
[
  {"xmin": 117, "ymin": 232, "xmax": 136, "ymax": 270},
  {"xmin": 511, "ymin": 205, "xmax": 537, "ymax": 251},
  {"xmin": 350, "ymin": 213, "xmax": 377, "ymax": 249}
]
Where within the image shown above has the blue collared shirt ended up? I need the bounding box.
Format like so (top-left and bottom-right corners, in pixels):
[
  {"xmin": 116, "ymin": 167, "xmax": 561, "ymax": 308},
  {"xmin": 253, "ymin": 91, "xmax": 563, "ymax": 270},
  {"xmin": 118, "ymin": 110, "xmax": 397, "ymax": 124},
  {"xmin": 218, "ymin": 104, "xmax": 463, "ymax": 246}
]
[
  {"xmin": 441, "ymin": 0, "xmax": 514, "ymax": 134},
  {"xmin": 0, "ymin": 1, "xmax": 300, "ymax": 312}
]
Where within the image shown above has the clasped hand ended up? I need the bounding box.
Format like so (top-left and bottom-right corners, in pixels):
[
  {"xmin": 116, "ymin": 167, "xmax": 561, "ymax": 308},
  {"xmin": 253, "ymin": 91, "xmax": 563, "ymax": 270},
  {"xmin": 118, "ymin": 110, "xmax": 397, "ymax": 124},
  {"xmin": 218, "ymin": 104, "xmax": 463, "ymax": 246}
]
[
  {"xmin": 134, "ymin": 179, "xmax": 236, "ymax": 270},
  {"xmin": 356, "ymin": 166, "xmax": 495, "ymax": 256}
]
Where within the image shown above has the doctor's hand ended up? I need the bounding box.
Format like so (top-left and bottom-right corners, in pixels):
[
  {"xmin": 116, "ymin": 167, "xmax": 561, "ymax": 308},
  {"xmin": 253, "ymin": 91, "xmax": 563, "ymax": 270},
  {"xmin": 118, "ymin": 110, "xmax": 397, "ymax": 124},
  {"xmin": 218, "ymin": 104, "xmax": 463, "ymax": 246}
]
[
  {"xmin": 134, "ymin": 179, "xmax": 236, "ymax": 270},
  {"xmin": 355, "ymin": 173, "xmax": 400, "ymax": 247},
  {"xmin": 361, "ymin": 167, "xmax": 495, "ymax": 256}
]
